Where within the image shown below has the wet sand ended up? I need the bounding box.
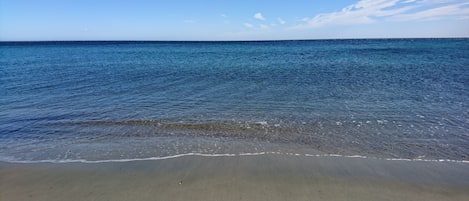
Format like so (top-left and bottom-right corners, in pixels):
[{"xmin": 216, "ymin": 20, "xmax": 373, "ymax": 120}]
[{"xmin": 1, "ymin": 154, "xmax": 468, "ymax": 201}]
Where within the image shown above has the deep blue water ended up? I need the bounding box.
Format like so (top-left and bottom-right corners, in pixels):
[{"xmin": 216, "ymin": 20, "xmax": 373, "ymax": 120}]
[{"xmin": 1, "ymin": 39, "xmax": 468, "ymax": 161}]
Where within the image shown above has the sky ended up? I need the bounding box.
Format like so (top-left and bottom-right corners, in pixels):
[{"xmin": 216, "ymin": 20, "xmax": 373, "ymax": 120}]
[{"xmin": 1, "ymin": 0, "xmax": 468, "ymax": 41}]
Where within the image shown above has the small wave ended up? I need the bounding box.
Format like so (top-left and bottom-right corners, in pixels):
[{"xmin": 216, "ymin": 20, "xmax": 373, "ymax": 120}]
[{"xmin": 2, "ymin": 152, "xmax": 468, "ymax": 164}]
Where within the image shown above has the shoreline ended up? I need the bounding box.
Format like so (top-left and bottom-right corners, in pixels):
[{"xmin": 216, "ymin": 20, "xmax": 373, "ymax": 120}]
[
  {"xmin": 2, "ymin": 151, "xmax": 469, "ymax": 164},
  {"xmin": 1, "ymin": 154, "xmax": 468, "ymax": 201}
]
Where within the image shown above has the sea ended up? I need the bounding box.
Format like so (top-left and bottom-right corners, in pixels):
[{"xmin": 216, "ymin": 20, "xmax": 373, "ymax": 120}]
[{"xmin": 1, "ymin": 39, "xmax": 468, "ymax": 162}]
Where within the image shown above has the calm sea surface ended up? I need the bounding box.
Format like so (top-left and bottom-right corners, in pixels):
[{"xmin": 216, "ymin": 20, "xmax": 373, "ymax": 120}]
[{"xmin": 1, "ymin": 39, "xmax": 468, "ymax": 161}]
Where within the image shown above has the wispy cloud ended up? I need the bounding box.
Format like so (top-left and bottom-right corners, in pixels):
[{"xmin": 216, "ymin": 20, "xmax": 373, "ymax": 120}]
[
  {"xmin": 259, "ymin": 24, "xmax": 269, "ymax": 29},
  {"xmin": 244, "ymin": 23, "xmax": 254, "ymax": 28},
  {"xmin": 254, "ymin": 13, "xmax": 266, "ymax": 21},
  {"xmin": 292, "ymin": 0, "xmax": 469, "ymax": 29},
  {"xmin": 277, "ymin": 18, "xmax": 286, "ymax": 25},
  {"xmin": 392, "ymin": 2, "xmax": 469, "ymax": 21}
]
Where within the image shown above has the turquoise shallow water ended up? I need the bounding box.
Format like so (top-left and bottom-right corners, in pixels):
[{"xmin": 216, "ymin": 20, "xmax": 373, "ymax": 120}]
[{"xmin": 0, "ymin": 39, "xmax": 468, "ymax": 161}]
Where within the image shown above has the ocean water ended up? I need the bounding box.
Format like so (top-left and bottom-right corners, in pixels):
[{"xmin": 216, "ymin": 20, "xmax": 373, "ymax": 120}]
[{"xmin": 1, "ymin": 39, "xmax": 468, "ymax": 162}]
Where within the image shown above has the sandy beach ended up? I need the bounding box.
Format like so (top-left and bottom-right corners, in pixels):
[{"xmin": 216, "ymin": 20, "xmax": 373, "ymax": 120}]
[{"xmin": 1, "ymin": 154, "xmax": 468, "ymax": 201}]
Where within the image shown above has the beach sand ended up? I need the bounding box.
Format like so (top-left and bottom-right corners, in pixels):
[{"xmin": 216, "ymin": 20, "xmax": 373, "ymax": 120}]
[{"xmin": 1, "ymin": 154, "xmax": 468, "ymax": 201}]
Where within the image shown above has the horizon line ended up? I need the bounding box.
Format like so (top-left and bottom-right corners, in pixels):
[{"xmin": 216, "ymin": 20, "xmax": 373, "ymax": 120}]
[{"xmin": 1, "ymin": 36, "xmax": 468, "ymax": 43}]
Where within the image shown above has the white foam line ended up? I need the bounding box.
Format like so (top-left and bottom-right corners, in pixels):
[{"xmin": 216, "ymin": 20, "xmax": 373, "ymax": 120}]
[
  {"xmin": 3, "ymin": 152, "xmax": 266, "ymax": 164},
  {"xmin": 3, "ymin": 152, "xmax": 469, "ymax": 164},
  {"xmin": 303, "ymin": 154, "xmax": 469, "ymax": 163}
]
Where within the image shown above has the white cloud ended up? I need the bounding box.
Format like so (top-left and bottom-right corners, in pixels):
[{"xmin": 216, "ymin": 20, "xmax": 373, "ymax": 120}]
[
  {"xmin": 260, "ymin": 24, "xmax": 269, "ymax": 29},
  {"xmin": 291, "ymin": 0, "xmax": 469, "ymax": 29},
  {"xmin": 391, "ymin": 2, "xmax": 469, "ymax": 21},
  {"xmin": 244, "ymin": 23, "xmax": 254, "ymax": 28},
  {"xmin": 254, "ymin": 13, "xmax": 266, "ymax": 21},
  {"xmin": 277, "ymin": 18, "xmax": 286, "ymax": 24}
]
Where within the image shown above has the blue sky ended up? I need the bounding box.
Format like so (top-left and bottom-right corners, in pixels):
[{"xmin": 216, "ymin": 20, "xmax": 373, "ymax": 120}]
[{"xmin": 1, "ymin": 0, "xmax": 468, "ymax": 41}]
